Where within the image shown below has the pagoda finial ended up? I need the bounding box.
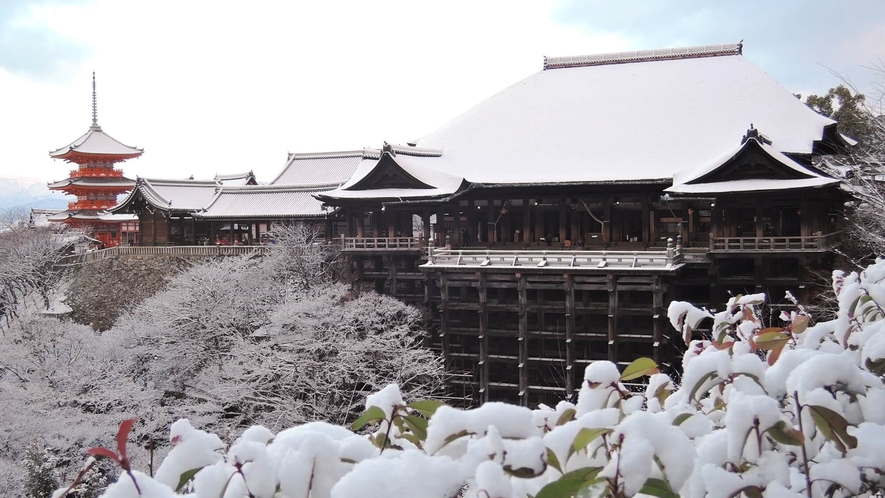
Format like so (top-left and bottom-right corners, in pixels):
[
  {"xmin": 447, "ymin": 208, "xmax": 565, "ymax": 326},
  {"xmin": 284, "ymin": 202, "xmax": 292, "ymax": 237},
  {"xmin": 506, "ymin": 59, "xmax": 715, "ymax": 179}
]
[{"xmin": 91, "ymin": 72, "xmax": 99, "ymax": 129}]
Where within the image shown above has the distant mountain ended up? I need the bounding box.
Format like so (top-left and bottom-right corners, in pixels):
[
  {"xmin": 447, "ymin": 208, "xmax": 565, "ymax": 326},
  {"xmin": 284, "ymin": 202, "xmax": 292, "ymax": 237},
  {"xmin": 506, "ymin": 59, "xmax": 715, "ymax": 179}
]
[{"xmin": 0, "ymin": 178, "xmax": 71, "ymax": 211}]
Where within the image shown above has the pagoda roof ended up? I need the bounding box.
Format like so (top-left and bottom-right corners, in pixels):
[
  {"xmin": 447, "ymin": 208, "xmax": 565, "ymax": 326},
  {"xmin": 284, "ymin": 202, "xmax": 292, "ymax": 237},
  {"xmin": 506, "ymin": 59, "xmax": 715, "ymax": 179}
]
[
  {"xmin": 49, "ymin": 124, "xmax": 143, "ymax": 160},
  {"xmin": 48, "ymin": 176, "xmax": 136, "ymax": 189},
  {"xmin": 47, "ymin": 210, "xmax": 138, "ymax": 222},
  {"xmin": 197, "ymin": 185, "xmax": 332, "ymax": 220}
]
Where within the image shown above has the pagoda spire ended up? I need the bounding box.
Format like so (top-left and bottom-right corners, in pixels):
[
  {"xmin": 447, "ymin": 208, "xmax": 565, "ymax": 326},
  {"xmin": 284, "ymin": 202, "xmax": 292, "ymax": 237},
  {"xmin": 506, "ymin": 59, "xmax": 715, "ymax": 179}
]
[{"xmin": 91, "ymin": 72, "xmax": 100, "ymax": 130}]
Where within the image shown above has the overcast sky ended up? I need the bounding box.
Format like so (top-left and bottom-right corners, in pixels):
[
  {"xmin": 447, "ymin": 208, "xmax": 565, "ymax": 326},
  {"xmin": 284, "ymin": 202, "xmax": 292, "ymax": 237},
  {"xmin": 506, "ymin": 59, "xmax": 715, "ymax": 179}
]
[{"xmin": 1, "ymin": 0, "xmax": 883, "ymax": 186}]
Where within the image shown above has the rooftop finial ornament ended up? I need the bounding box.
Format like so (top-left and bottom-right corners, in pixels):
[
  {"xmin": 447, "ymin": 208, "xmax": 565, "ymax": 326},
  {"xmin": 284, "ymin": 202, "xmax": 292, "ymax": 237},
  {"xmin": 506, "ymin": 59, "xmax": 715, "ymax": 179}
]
[{"xmin": 91, "ymin": 72, "xmax": 100, "ymax": 129}]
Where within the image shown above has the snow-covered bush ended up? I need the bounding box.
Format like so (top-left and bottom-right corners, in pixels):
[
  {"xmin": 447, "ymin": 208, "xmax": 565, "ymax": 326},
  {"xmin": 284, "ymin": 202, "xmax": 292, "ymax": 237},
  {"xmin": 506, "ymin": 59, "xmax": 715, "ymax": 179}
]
[{"xmin": 68, "ymin": 259, "xmax": 885, "ymax": 498}]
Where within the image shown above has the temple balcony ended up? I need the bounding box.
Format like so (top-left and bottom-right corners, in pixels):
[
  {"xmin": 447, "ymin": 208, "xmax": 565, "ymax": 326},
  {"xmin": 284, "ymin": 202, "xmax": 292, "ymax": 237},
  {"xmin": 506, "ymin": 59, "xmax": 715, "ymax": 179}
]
[
  {"xmin": 340, "ymin": 236, "xmax": 425, "ymax": 254},
  {"xmin": 708, "ymin": 231, "xmax": 842, "ymax": 253},
  {"xmin": 70, "ymin": 168, "xmax": 124, "ymax": 178},
  {"xmin": 422, "ymin": 241, "xmax": 684, "ymax": 273}
]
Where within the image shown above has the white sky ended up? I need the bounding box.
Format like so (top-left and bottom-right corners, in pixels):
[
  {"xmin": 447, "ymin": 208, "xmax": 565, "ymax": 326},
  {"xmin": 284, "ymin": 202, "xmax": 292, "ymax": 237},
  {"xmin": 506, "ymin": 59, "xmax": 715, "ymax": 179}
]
[{"xmin": 0, "ymin": 0, "xmax": 882, "ymax": 186}]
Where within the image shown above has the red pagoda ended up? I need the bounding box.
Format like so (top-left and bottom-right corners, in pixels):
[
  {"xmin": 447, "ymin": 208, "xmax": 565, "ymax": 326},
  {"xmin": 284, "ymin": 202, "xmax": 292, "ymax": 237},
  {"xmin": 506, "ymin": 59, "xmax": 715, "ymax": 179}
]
[{"xmin": 48, "ymin": 73, "xmax": 142, "ymax": 247}]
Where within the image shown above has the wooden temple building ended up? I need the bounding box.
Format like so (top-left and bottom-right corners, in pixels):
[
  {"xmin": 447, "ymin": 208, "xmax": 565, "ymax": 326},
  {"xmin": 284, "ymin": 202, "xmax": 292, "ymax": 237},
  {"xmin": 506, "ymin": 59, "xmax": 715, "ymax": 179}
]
[{"xmin": 108, "ymin": 43, "xmax": 852, "ymax": 407}]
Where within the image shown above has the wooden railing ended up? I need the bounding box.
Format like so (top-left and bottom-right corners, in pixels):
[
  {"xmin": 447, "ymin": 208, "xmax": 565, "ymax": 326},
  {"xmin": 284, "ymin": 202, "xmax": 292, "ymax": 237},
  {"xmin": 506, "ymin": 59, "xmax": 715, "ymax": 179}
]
[
  {"xmin": 57, "ymin": 245, "xmax": 270, "ymax": 266},
  {"xmin": 423, "ymin": 243, "xmax": 683, "ymax": 272},
  {"xmin": 709, "ymin": 232, "xmax": 842, "ymax": 252},
  {"xmin": 341, "ymin": 236, "xmax": 424, "ymax": 251}
]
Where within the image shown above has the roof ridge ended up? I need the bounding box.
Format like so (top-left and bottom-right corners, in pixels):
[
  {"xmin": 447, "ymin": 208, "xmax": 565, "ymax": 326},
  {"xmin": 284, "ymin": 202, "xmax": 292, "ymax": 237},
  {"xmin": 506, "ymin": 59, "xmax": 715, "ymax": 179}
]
[
  {"xmin": 544, "ymin": 42, "xmax": 742, "ymax": 70},
  {"xmin": 288, "ymin": 150, "xmax": 366, "ymax": 160}
]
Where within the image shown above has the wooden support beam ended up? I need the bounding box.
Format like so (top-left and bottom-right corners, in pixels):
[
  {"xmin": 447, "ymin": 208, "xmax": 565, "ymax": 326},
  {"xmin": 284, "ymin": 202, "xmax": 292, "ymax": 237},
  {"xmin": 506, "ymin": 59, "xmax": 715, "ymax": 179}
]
[
  {"xmin": 478, "ymin": 272, "xmax": 489, "ymax": 404},
  {"xmin": 607, "ymin": 274, "xmax": 618, "ymax": 363},
  {"xmin": 642, "ymin": 195, "xmax": 650, "ymax": 247},
  {"xmin": 388, "ymin": 256, "xmax": 398, "ymax": 297},
  {"xmin": 439, "ymin": 274, "xmax": 451, "ymax": 378},
  {"xmin": 603, "ymin": 199, "xmax": 612, "ymax": 247},
  {"xmin": 453, "ymin": 205, "xmax": 462, "ymax": 247},
  {"xmin": 523, "ymin": 198, "xmax": 531, "ymax": 244},
  {"xmin": 652, "ymin": 275, "xmax": 663, "ymax": 365},
  {"xmin": 559, "ymin": 198, "xmax": 567, "ymax": 245},
  {"xmin": 517, "ymin": 273, "xmax": 528, "ymax": 406},
  {"xmin": 565, "ymin": 273, "xmax": 576, "ymax": 397}
]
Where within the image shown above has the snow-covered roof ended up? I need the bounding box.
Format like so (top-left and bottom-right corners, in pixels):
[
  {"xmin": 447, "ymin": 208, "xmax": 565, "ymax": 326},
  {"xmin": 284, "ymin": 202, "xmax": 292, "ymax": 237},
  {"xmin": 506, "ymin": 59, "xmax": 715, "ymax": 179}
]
[
  {"xmin": 270, "ymin": 151, "xmax": 364, "ymax": 186},
  {"xmin": 409, "ymin": 46, "xmax": 834, "ymax": 185},
  {"xmin": 318, "ymin": 148, "xmax": 465, "ymax": 201},
  {"xmin": 47, "ymin": 176, "xmax": 135, "ymax": 189},
  {"xmin": 214, "ymin": 171, "xmax": 257, "ymax": 186},
  {"xmin": 111, "ymin": 178, "xmax": 221, "ymax": 212},
  {"xmin": 667, "ymin": 131, "xmax": 839, "ymax": 194},
  {"xmin": 45, "ymin": 210, "xmax": 138, "ymax": 222},
  {"xmin": 49, "ymin": 124, "xmax": 143, "ymax": 160},
  {"xmin": 197, "ymin": 185, "xmax": 331, "ymax": 219},
  {"xmin": 666, "ymin": 177, "xmax": 837, "ymax": 194}
]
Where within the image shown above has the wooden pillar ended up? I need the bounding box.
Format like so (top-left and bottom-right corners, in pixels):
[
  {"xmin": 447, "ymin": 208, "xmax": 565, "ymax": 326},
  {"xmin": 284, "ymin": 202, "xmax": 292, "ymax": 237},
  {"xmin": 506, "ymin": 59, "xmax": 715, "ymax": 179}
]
[
  {"xmin": 439, "ymin": 274, "xmax": 450, "ymax": 382},
  {"xmin": 641, "ymin": 196, "xmax": 650, "ymax": 247},
  {"xmin": 652, "ymin": 276, "xmax": 663, "ymax": 365},
  {"xmin": 755, "ymin": 205, "xmax": 764, "ymax": 239},
  {"xmin": 325, "ymin": 217, "xmax": 333, "ymax": 242},
  {"xmin": 387, "ymin": 210, "xmax": 396, "ymax": 238},
  {"xmin": 800, "ymin": 200, "xmax": 812, "ymax": 236},
  {"xmin": 466, "ymin": 200, "xmax": 476, "ymax": 246},
  {"xmin": 523, "ymin": 198, "xmax": 531, "ymax": 244},
  {"xmin": 559, "ymin": 198, "xmax": 567, "ymax": 245},
  {"xmin": 453, "ymin": 205, "xmax": 462, "ymax": 247},
  {"xmin": 754, "ymin": 255, "xmax": 764, "ymax": 292},
  {"xmin": 682, "ymin": 204, "xmax": 691, "ymax": 246},
  {"xmin": 565, "ymin": 273, "xmax": 576, "ymax": 397},
  {"xmin": 570, "ymin": 204, "xmax": 580, "ymax": 245},
  {"xmin": 603, "ymin": 199, "xmax": 612, "ymax": 247},
  {"xmin": 517, "ymin": 273, "xmax": 528, "ymax": 406},
  {"xmin": 607, "ymin": 274, "xmax": 618, "ymax": 363},
  {"xmin": 388, "ymin": 256, "xmax": 398, "ymax": 297},
  {"xmin": 357, "ymin": 211, "xmax": 365, "ymax": 238},
  {"xmin": 478, "ymin": 272, "xmax": 489, "ymax": 404},
  {"xmin": 422, "ymin": 210, "xmax": 431, "ymax": 242},
  {"xmin": 534, "ymin": 201, "xmax": 544, "ymax": 245}
]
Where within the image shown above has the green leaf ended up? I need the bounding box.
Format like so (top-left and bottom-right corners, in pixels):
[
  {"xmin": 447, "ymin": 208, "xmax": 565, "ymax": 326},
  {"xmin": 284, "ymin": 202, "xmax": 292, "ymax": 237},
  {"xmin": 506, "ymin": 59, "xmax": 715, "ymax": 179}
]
[
  {"xmin": 556, "ymin": 408, "xmax": 576, "ymax": 427},
  {"xmin": 809, "ymin": 405, "xmax": 857, "ymax": 454},
  {"xmin": 435, "ymin": 429, "xmax": 473, "ymax": 452},
  {"xmin": 754, "ymin": 330, "xmax": 790, "ymax": 351},
  {"xmin": 672, "ymin": 413, "xmax": 693, "ymax": 426},
  {"xmin": 640, "ymin": 477, "xmax": 678, "ymax": 498},
  {"xmin": 765, "ymin": 420, "xmax": 804, "ymax": 446},
  {"xmin": 398, "ymin": 433, "xmax": 423, "ymax": 447},
  {"xmin": 351, "ymin": 406, "xmax": 386, "ymax": 431},
  {"xmin": 545, "ymin": 448, "xmax": 563, "ymax": 474},
  {"xmin": 689, "ymin": 371, "xmax": 718, "ymax": 401},
  {"xmin": 402, "ymin": 415, "xmax": 428, "ymax": 441},
  {"xmin": 504, "ymin": 465, "xmax": 544, "ymax": 479},
  {"xmin": 620, "ymin": 357, "xmax": 660, "ymax": 381},
  {"xmin": 535, "ymin": 467, "xmax": 604, "ymax": 498},
  {"xmin": 175, "ymin": 467, "xmax": 203, "ymax": 492},
  {"xmin": 407, "ymin": 400, "xmax": 445, "ymax": 418},
  {"xmin": 791, "ymin": 315, "xmax": 809, "ymax": 334},
  {"xmin": 568, "ymin": 428, "xmax": 611, "ymax": 459}
]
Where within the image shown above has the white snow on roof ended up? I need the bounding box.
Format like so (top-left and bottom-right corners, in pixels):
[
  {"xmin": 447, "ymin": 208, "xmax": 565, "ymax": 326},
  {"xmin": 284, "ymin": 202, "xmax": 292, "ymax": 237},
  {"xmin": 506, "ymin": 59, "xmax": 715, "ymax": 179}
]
[
  {"xmin": 322, "ymin": 153, "xmax": 464, "ymax": 200},
  {"xmin": 673, "ymin": 138, "xmax": 824, "ymax": 186},
  {"xmin": 214, "ymin": 171, "xmax": 256, "ymax": 186},
  {"xmin": 120, "ymin": 178, "xmax": 220, "ymax": 211},
  {"xmin": 271, "ymin": 151, "xmax": 364, "ymax": 185},
  {"xmin": 198, "ymin": 186, "xmax": 330, "ymax": 219},
  {"xmin": 49, "ymin": 125, "xmax": 143, "ymax": 158},
  {"xmin": 415, "ymin": 54, "xmax": 834, "ymax": 184},
  {"xmin": 665, "ymin": 177, "xmax": 837, "ymax": 194}
]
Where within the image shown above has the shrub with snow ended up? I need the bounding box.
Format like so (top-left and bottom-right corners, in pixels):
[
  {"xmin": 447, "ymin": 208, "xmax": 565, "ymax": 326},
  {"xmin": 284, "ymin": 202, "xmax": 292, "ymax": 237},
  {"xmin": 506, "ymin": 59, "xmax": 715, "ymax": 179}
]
[{"xmin": 57, "ymin": 260, "xmax": 885, "ymax": 497}]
